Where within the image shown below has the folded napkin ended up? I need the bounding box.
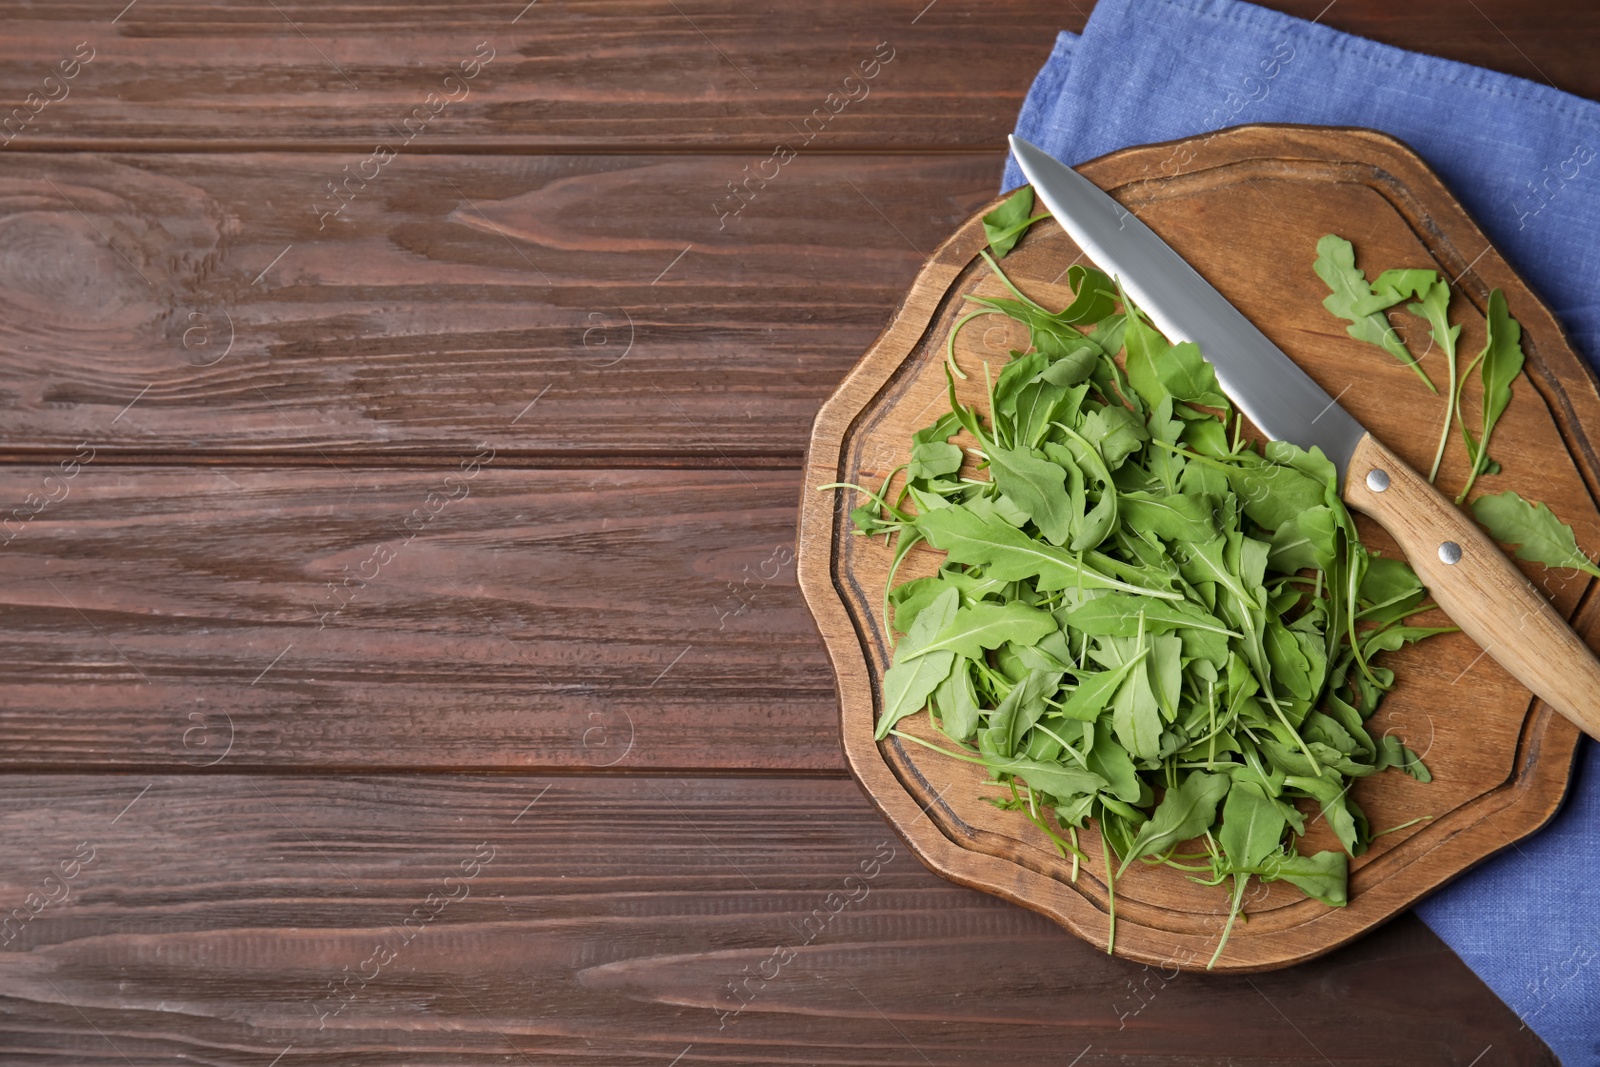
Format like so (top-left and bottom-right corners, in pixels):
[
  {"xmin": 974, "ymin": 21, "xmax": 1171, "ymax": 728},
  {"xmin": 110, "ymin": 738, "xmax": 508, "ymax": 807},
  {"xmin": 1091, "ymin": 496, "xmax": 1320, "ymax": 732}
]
[{"xmin": 1004, "ymin": 2, "xmax": 1600, "ymax": 1062}]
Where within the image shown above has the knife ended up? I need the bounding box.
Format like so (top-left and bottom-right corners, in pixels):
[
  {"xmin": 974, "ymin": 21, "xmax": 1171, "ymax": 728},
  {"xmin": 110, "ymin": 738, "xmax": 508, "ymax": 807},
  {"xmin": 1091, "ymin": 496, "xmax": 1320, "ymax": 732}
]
[{"xmin": 1009, "ymin": 135, "xmax": 1600, "ymax": 741}]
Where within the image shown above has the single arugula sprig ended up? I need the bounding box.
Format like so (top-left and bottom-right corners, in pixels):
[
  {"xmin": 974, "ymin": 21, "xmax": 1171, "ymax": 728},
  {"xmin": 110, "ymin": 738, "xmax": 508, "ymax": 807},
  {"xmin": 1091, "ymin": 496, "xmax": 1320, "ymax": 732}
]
[
  {"xmin": 1313, "ymin": 235, "xmax": 1436, "ymax": 393},
  {"xmin": 1403, "ymin": 278, "xmax": 1461, "ymax": 480},
  {"xmin": 1454, "ymin": 290, "xmax": 1525, "ymax": 503},
  {"xmin": 826, "ymin": 251, "xmax": 1444, "ymax": 968},
  {"xmin": 1473, "ymin": 491, "xmax": 1600, "ymax": 579},
  {"xmin": 983, "ymin": 185, "xmax": 1052, "ymax": 258}
]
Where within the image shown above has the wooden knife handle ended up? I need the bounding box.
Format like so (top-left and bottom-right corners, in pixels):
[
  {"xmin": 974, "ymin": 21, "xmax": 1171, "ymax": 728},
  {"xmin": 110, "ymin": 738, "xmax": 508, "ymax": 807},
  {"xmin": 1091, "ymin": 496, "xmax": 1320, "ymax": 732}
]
[{"xmin": 1342, "ymin": 433, "xmax": 1600, "ymax": 740}]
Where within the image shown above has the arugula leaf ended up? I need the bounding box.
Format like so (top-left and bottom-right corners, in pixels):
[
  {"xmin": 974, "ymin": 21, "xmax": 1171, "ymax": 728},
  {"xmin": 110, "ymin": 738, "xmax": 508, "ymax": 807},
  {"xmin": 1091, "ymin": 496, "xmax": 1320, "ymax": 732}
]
[
  {"xmin": 876, "ymin": 587, "xmax": 960, "ymax": 739},
  {"xmin": 1473, "ymin": 491, "xmax": 1600, "ymax": 578},
  {"xmin": 913, "ymin": 601, "xmax": 1060, "ymax": 662},
  {"xmin": 933, "ymin": 662, "xmax": 982, "ymax": 741},
  {"xmin": 983, "ymin": 186, "xmax": 1050, "ymax": 258},
  {"xmin": 1312, "ymin": 234, "xmax": 1436, "ymax": 393},
  {"xmin": 915, "ymin": 503, "xmax": 1181, "ymax": 599},
  {"xmin": 1119, "ymin": 772, "xmax": 1229, "ymax": 875},
  {"xmin": 1456, "ymin": 289, "xmax": 1525, "ymax": 503},
  {"xmin": 1409, "ymin": 280, "xmax": 1461, "ymax": 481},
  {"xmin": 1120, "ymin": 492, "xmax": 1219, "ymax": 543},
  {"xmin": 1366, "ymin": 268, "xmax": 1438, "ymax": 311},
  {"xmin": 1065, "ymin": 593, "xmax": 1238, "ymax": 639},
  {"xmin": 1219, "ymin": 779, "xmax": 1287, "ymax": 871},
  {"xmin": 1058, "ymin": 653, "xmax": 1147, "ymax": 723},
  {"xmin": 987, "ymin": 443, "xmax": 1077, "ymax": 546},
  {"xmin": 1261, "ymin": 849, "xmax": 1348, "ymax": 906}
]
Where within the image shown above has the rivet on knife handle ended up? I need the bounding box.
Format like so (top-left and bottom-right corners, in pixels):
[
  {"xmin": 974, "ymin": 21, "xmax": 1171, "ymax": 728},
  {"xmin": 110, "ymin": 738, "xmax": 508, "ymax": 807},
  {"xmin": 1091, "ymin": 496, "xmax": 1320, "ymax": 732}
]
[{"xmin": 1344, "ymin": 433, "xmax": 1600, "ymax": 740}]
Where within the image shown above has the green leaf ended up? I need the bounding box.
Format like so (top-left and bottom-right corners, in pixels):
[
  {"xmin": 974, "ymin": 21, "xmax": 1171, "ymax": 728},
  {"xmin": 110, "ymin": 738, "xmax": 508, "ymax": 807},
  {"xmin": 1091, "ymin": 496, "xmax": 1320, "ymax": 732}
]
[
  {"xmin": 1457, "ymin": 289, "xmax": 1525, "ymax": 502},
  {"xmin": 909, "ymin": 439, "xmax": 962, "ymax": 481},
  {"xmin": 983, "ymin": 186, "xmax": 1048, "ymax": 258},
  {"xmin": 1219, "ymin": 780, "xmax": 1286, "ymax": 870},
  {"xmin": 1285, "ymin": 773, "xmax": 1362, "ymax": 855},
  {"xmin": 1119, "ymin": 492, "xmax": 1219, "ymax": 543},
  {"xmin": 912, "ymin": 601, "xmax": 1060, "ymax": 662},
  {"xmin": 1410, "ymin": 279, "xmax": 1462, "ymax": 481},
  {"xmin": 1460, "ymin": 426, "xmax": 1502, "ymax": 477},
  {"xmin": 1087, "ymin": 724, "xmax": 1143, "ymax": 802},
  {"xmin": 1058, "ymin": 653, "xmax": 1147, "ymax": 723},
  {"xmin": 1260, "ymin": 849, "xmax": 1347, "ymax": 907},
  {"xmin": 1268, "ymin": 505, "xmax": 1339, "ymax": 573},
  {"xmin": 933, "ymin": 662, "xmax": 982, "ymax": 741},
  {"xmin": 1264, "ymin": 619, "xmax": 1315, "ymax": 701},
  {"xmin": 967, "ymin": 296, "xmax": 1094, "ymax": 361},
  {"xmin": 1365, "ymin": 268, "xmax": 1438, "ymax": 312},
  {"xmin": 1122, "ymin": 306, "xmax": 1226, "ymax": 410},
  {"xmin": 915, "ymin": 503, "xmax": 1181, "ymax": 599},
  {"xmin": 1313, "ymin": 234, "xmax": 1436, "ymax": 392},
  {"xmin": 875, "ymin": 588, "xmax": 960, "ymax": 740},
  {"xmin": 1064, "ymin": 593, "xmax": 1238, "ymax": 639},
  {"xmin": 1119, "ymin": 771, "xmax": 1230, "ymax": 874},
  {"xmin": 987, "ymin": 443, "xmax": 1076, "ymax": 546},
  {"xmin": 986, "ymin": 753, "xmax": 1107, "ymax": 799},
  {"xmin": 1079, "ymin": 406, "xmax": 1147, "ymax": 470},
  {"xmin": 1472, "ymin": 491, "xmax": 1600, "ymax": 578},
  {"xmin": 1091, "ymin": 636, "xmax": 1165, "ymax": 760},
  {"xmin": 1222, "ymin": 454, "xmax": 1327, "ymax": 532}
]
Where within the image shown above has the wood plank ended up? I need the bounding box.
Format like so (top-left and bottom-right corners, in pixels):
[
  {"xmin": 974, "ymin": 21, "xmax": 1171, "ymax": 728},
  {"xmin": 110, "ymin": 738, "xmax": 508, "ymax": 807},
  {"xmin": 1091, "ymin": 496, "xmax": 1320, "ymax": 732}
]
[
  {"xmin": 0, "ymin": 1, "xmax": 1054, "ymax": 151},
  {"xmin": 0, "ymin": 774, "xmax": 1554, "ymax": 1065},
  {"xmin": 0, "ymin": 464, "xmax": 839, "ymax": 771},
  {"xmin": 0, "ymin": 152, "xmax": 997, "ymax": 459},
  {"xmin": 0, "ymin": 2, "xmax": 1594, "ymax": 152}
]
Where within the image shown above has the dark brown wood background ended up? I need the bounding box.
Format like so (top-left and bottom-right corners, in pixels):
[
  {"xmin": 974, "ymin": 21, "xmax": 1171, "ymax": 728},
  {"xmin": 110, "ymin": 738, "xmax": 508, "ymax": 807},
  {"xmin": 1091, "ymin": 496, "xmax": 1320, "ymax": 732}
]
[{"xmin": 0, "ymin": 1, "xmax": 1590, "ymax": 1062}]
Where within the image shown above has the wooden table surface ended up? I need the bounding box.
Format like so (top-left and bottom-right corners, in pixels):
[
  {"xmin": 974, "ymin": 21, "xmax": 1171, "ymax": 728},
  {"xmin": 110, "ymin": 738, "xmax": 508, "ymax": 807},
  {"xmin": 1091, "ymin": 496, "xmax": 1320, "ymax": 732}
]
[{"xmin": 0, "ymin": 2, "xmax": 1590, "ymax": 1063}]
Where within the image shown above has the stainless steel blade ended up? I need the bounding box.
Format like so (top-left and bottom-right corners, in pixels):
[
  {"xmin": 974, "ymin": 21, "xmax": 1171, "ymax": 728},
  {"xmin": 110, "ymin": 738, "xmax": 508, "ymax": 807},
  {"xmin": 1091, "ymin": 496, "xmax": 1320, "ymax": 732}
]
[{"xmin": 1009, "ymin": 136, "xmax": 1367, "ymax": 480}]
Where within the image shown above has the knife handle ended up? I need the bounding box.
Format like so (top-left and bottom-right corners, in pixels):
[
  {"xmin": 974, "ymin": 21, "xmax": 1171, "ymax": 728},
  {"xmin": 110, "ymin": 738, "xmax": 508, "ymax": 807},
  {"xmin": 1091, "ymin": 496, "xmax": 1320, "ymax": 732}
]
[{"xmin": 1343, "ymin": 433, "xmax": 1600, "ymax": 741}]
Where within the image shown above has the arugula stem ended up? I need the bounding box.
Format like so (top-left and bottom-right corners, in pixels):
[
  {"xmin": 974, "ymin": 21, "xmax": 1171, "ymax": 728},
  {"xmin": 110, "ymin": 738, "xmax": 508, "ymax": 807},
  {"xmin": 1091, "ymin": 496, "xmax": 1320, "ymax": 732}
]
[
  {"xmin": 1101, "ymin": 821, "xmax": 1117, "ymax": 956},
  {"xmin": 1207, "ymin": 873, "xmax": 1250, "ymax": 970},
  {"xmin": 1344, "ymin": 541, "xmax": 1383, "ymax": 692},
  {"xmin": 1427, "ymin": 345, "xmax": 1459, "ymax": 482},
  {"xmin": 988, "ymin": 212, "xmax": 1053, "ymax": 250},
  {"xmin": 1020, "ymin": 788, "xmax": 1088, "ymax": 863},
  {"xmin": 1450, "ymin": 346, "xmax": 1492, "ymax": 503},
  {"xmin": 1370, "ymin": 814, "xmax": 1434, "ymax": 839},
  {"xmin": 815, "ymin": 473, "xmax": 912, "ymax": 524},
  {"xmin": 946, "ymin": 307, "xmax": 1002, "ymax": 381},
  {"xmin": 978, "ymin": 249, "xmax": 1049, "ymax": 313},
  {"xmin": 1032, "ymin": 721, "xmax": 1091, "ymax": 769}
]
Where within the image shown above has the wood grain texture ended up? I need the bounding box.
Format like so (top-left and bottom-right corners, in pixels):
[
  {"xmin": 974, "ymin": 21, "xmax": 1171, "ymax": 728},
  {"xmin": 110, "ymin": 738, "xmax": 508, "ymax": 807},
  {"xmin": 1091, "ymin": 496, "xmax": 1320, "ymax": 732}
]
[
  {"xmin": 1346, "ymin": 432, "xmax": 1600, "ymax": 741},
  {"xmin": 0, "ymin": 152, "xmax": 997, "ymax": 460},
  {"xmin": 0, "ymin": 464, "xmax": 836, "ymax": 770},
  {"xmin": 0, "ymin": 2, "xmax": 1048, "ymax": 152},
  {"xmin": 798, "ymin": 125, "xmax": 1600, "ymax": 971},
  {"xmin": 0, "ymin": 774, "xmax": 1554, "ymax": 1065},
  {"xmin": 0, "ymin": 1, "xmax": 1596, "ymax": 151}
]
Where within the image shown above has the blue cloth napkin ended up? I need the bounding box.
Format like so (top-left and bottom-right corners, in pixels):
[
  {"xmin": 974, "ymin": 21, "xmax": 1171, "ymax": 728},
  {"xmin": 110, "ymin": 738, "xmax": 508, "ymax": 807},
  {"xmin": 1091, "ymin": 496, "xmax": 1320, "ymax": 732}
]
[{"xmin": 1003, "ymin": 2, "xmax": 1600, "ymax": 1062}]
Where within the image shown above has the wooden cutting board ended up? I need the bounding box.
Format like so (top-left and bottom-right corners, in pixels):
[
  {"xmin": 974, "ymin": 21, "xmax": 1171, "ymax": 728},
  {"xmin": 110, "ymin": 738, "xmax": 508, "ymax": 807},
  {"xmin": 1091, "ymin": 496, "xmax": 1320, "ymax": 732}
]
[{"xmin": 797, "ymin": 125, "xmax": 1600, "ymax": 973}]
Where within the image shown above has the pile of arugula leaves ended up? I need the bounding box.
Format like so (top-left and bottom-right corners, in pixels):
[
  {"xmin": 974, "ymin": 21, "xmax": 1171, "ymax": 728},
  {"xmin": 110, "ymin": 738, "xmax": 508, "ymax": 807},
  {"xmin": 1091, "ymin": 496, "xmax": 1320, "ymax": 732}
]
[
  {"xmin": 1314, "ymin": 234, "xmax": 1600, "ymax": 591},
  {"xmin": 827, "ymin": 190, "xmax": 1445, "ymax": 968}
]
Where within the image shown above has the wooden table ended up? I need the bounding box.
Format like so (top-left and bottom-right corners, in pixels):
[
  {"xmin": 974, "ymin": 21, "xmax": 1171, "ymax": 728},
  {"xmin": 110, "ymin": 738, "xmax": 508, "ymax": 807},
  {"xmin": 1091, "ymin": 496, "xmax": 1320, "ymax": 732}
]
[{"xmin": 0, "ymin": 2, "xmax": 1589, "ymax": 1062}]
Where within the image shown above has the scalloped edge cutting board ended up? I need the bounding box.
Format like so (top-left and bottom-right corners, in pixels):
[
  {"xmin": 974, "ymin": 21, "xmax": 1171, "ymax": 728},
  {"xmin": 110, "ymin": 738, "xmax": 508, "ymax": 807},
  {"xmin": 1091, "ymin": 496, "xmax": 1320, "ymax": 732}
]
[{"xmin": 798, "ymin": 124, "xmax": 1600, "ymax": 972}]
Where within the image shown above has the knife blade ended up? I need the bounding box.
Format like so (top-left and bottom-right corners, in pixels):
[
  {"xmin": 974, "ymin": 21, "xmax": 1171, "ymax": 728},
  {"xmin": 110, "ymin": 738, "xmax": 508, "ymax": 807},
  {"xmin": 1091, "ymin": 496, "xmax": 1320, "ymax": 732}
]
[{"xmin": 1009, "ymin": 135, "xmax": 1600, "ymax": 740}]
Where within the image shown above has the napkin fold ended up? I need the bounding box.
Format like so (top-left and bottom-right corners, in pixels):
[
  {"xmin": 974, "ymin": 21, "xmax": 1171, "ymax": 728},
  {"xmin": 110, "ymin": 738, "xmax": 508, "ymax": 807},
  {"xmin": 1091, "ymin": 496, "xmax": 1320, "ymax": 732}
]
[{"xmin": 1003, "ymin": 2, "xmax": 1600, "ymax": 1062}]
